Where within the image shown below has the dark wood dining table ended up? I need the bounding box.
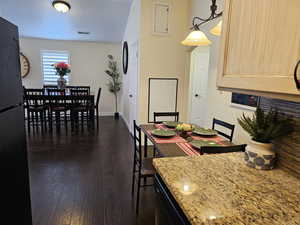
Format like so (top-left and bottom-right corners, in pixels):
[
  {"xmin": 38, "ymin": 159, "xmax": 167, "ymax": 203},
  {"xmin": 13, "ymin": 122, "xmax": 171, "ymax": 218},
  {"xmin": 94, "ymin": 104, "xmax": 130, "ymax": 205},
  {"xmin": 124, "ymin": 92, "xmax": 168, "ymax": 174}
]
[{"xmin": 140, "ymin": 123, "xmax": 235, "ymax": 158}]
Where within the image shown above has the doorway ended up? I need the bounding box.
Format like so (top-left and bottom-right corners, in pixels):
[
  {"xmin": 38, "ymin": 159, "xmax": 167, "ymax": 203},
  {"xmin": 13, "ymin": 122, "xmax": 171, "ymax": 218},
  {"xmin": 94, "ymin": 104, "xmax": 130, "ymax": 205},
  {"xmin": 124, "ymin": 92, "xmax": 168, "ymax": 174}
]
[{"xmin": 188, "ymin": 46, "xmax": 210, "ymax": 127}]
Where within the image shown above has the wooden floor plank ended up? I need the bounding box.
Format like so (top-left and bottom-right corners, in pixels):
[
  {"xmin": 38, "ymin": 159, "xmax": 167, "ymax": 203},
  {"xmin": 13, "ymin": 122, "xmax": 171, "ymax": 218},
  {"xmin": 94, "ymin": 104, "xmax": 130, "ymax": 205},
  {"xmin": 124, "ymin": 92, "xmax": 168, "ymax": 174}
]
[{"xmin": 27, "ymin": 117, "xmax": 166, "ymax": 225}]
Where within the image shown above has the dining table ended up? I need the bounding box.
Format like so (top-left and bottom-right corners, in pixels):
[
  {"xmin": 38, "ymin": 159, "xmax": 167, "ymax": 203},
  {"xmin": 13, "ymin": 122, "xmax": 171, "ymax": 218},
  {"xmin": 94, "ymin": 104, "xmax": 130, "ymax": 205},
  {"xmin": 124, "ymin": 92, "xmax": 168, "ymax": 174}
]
[{"xmin": 140, "ymin": 123, "xmax": 237, "ymax": 158}]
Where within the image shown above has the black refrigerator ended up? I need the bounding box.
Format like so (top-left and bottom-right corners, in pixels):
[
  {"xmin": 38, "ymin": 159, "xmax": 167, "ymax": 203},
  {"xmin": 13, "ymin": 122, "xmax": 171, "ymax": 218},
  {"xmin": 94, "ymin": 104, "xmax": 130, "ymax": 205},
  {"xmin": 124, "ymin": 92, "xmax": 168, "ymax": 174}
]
[{"xmin": 0, "ymin": 17, "xmax": 33, "ymax": 225}]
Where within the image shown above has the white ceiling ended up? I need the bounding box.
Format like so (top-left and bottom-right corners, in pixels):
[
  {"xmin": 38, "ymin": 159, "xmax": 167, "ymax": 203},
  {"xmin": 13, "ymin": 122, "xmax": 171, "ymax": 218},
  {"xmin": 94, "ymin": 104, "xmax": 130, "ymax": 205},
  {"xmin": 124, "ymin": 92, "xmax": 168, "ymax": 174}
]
[{"xmin": 1, "ymin": 0, "xmax": 132, "ymax": 43}]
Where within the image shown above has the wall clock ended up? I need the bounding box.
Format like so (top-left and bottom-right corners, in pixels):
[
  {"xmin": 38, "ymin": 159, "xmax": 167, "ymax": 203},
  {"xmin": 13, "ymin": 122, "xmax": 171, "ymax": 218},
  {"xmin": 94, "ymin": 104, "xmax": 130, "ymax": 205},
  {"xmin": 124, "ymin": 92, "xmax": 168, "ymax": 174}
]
[
  {"xmin": 20, "ymin": 52, "xmax": 30, "ymax": 78},
  {"xmin": 122, "ymin": 41, "xmax": 128, "ymax": 74}
]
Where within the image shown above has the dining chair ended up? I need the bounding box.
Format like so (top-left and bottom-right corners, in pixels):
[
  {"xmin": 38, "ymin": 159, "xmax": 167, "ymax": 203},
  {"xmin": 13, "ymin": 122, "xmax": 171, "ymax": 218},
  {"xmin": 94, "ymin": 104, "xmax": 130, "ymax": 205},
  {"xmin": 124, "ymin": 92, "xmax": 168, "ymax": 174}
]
[
  {"xmin": 94, "ymin": 88, "xmax": 102, "ymax": 121},
  {"xmin": 48, "ymin": 89, "xmax": 69, "ymax": 129},
  {"xmin": 212, "ymin": 118, "xmax": 235, "ymax": 142},
  {"xmin": 24, "ymin": 89, "xmax": 47, "ymax": 130},
  {"xmin": 153, "ymin": 112, "xmax": 179, "ymax": 123},
  {"xmin": 70, "ymin": 95, "xmax": 93, "ymax": 129},
  {"xmin": 132, "ymin": 120, "xmax": 155, "ymax": 214},
  {"xmin": 201, "ymin": 144, "xmax": 247, "ymax": 154}
]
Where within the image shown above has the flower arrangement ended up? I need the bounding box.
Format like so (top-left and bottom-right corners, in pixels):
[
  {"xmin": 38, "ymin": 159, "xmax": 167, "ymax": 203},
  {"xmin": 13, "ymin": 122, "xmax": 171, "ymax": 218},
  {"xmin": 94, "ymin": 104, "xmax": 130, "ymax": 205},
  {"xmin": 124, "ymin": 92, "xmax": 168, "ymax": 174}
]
[{"xmin": 53, "ymin": 62, "xmax": 71, "ymax": 77}]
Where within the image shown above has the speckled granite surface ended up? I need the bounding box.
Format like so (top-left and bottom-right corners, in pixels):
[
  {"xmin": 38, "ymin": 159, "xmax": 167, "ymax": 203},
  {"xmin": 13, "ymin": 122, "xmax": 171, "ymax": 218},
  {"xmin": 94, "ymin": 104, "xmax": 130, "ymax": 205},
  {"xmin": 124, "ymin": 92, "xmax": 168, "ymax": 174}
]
[{"xmin": 153, "ymin": 153, "xmax": 300, "ymax": 225}]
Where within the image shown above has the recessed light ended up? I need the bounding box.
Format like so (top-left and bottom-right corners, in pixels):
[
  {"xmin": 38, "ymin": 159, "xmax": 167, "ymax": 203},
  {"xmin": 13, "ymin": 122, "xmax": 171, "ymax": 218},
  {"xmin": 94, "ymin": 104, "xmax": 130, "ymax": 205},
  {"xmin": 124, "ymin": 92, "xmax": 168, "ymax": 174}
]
[
  {"xmin": 78, "ymin": 31, "xmax": 90, "ymax": 35},
  {"xmin": 52, "ymin": 0, "xmax": 71, "ymax": 13}
]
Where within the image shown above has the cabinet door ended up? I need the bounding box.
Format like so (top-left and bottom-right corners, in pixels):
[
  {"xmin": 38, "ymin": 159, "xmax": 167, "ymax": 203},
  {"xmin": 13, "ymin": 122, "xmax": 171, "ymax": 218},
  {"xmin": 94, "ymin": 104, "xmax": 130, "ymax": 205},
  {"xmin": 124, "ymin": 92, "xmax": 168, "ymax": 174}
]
[
  {"xmin": 218, "ymin": 0, "xmax": 300, "ymax": 96},
  {"xmin": 153, "ymin": 3, "xmax": 169, "ymax": 35}
]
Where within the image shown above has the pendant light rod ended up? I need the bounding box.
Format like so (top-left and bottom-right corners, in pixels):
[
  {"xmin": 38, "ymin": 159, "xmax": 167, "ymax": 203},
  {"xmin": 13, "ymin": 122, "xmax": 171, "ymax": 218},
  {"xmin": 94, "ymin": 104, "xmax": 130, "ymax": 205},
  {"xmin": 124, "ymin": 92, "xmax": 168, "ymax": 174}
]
[{"xmin": 191, "ymin": 0, "xmax": 223, "ymax": 30}]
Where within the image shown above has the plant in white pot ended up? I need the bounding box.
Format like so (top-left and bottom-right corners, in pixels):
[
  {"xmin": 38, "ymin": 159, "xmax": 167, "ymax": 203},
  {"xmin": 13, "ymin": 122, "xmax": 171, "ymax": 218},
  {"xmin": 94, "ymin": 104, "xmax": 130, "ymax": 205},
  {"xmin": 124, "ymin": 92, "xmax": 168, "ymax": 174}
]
[{"xmin": 238, "ymin": 107, "xmax": 293, "ymax": 170}]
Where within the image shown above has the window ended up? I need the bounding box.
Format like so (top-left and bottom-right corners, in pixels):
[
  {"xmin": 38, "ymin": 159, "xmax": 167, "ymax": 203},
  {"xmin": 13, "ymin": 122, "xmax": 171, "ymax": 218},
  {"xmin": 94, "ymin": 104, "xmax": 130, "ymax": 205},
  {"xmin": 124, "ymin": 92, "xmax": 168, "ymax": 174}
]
[{"xmin": 41, "ymin": 50, "xmax": 70, "ymax": 85}]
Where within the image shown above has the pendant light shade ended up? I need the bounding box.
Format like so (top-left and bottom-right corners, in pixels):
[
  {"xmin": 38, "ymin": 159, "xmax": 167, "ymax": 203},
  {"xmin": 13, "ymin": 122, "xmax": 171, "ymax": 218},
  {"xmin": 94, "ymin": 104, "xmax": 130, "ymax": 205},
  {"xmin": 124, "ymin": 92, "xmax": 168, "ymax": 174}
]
[
  {"xmin": 181, "ymin": 30, "xmax": 212, "ymax": 46},
  {"xmin": 210, "ymin": 21, "xmax": 222, "ymax": 36},
  {"xmin": 52, "ymin": 0, "xmax": 71, "ymax": 13}
]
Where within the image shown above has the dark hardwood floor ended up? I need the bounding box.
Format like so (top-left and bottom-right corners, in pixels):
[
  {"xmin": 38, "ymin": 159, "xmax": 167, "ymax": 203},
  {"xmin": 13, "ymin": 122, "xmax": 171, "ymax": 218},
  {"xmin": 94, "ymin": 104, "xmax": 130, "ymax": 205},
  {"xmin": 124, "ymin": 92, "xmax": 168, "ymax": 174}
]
[{"xmin": 27, "ymin": 117, "xmax": 166, "ymax": 225}]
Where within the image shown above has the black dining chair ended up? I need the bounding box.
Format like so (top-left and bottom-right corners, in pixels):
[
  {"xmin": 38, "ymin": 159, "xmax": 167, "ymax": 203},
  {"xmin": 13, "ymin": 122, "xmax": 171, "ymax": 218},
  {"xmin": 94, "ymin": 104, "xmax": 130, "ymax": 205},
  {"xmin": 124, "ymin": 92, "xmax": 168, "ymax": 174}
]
[
  {"xmin": 94, "ymin": 88, "xmax": 102, "ymax": 121},
  {"xmin": 48, "ymin": 89, "xmax": 69, "ymax": 129},
  {"xmin": 153, "ymin": 112, "xmax": 179, "ymax": 123},
  {"xmin": 70, "ymin": 95, "xmax": 93, "ymax": 129},
  {"xmin": 68, "ymin": 85, "xmax": 90, "ymax": 94},
  {"xmin": 24, "ymin": 89, "xmax": 47, "ymax": 130},
  {"xmin": 201, "ymin": 144, "xmax": 247, "ymax": 154},
  {"xmin": 131, "ymin": 120, "xmax": 155, "ymax": 214},
  {"xmin": 212, "ymin": 118, "xmax": 235, "ymax": 142}
]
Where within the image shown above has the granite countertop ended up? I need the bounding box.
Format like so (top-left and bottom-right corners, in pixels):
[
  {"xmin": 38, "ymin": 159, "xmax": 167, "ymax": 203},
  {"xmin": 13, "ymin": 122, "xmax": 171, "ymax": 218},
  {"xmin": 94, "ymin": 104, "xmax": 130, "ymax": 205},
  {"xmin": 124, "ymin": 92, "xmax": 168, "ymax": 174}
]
[{"xmin": 153, "ymin": 153, "xmax": 300, "ymax": 225}]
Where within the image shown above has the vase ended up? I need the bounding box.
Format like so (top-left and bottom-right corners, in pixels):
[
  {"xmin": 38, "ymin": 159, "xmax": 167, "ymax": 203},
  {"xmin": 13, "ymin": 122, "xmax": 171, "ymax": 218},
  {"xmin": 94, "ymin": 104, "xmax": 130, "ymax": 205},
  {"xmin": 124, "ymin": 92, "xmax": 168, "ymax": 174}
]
[
  {"xmin": 114, "ymin": 112, "xmax": 119, "ymax": 119},
  {"xmin": 244, "ymin": 140, "xmax": 276, "ymax": 170},
  {"xmin": 57, "ymin": 75, "xmax": 66, "ymax": 89},
  {"xmin": 179, "ymin": 131, "xmax": 189, "ymax": 139}
]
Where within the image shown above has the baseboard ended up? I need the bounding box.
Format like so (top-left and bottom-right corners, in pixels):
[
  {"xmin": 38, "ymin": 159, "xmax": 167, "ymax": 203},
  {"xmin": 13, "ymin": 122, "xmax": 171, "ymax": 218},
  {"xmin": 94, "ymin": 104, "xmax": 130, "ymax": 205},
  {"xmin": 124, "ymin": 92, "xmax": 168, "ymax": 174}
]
[
  {"xmin": 120, "ymin": 113, "xmax": 131, "ymax": 132},
  {"xmin": 100, "ymin": 112, "xmax": 115, "ymax": 116}
]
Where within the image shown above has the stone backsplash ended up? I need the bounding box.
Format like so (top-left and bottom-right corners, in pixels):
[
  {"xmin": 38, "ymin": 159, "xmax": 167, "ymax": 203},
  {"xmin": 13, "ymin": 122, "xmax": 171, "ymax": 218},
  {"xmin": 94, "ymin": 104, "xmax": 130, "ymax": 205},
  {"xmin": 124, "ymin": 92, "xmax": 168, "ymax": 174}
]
[{"xmin": 260, "ymin": 97, "xmax": 300, "ymax": 178}]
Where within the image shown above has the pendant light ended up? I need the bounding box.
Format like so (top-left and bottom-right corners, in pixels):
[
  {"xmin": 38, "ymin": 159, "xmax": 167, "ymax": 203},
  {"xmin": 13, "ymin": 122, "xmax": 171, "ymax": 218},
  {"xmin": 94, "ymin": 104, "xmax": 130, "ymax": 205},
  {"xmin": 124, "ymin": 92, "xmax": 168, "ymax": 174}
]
[
  {"xmin": 182, "ymin": 30, "xmax": 212, "ymax": 46},
  {"xmin": 52, "ymin": 0, "xmax": 71, "ymax": 13},
  {"xmin": 182, "ymin": 0, "xmax": 222, "ymax": 46},
  {"xmin": 210, "ymin": 20, "xmax": 222, "ymax": 36}
]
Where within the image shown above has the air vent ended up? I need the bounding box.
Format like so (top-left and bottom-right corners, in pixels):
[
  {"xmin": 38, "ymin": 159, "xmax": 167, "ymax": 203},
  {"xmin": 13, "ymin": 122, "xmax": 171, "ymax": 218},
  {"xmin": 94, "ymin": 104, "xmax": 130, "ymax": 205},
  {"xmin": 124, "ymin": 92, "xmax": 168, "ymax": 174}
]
[{"xmin": 78, "ymin": 31, "xmax": 90, "ymax": 35}]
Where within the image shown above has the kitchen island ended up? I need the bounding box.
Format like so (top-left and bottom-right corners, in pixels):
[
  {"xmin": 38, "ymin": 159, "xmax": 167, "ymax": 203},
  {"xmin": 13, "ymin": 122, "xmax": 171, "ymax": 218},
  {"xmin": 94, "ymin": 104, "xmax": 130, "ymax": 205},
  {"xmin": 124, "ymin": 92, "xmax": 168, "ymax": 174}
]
[{"xmin": 153, "ymin": 153, "xmax": 300, "ymax": 225}]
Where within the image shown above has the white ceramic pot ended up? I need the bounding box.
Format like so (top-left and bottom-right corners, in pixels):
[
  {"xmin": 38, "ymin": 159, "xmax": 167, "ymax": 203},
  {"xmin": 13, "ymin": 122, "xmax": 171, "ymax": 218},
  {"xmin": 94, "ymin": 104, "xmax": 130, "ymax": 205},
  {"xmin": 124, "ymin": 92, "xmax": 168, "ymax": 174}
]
[{"xmin": 244, "ymin": 140, "xmax": 276, "ymax": 170}]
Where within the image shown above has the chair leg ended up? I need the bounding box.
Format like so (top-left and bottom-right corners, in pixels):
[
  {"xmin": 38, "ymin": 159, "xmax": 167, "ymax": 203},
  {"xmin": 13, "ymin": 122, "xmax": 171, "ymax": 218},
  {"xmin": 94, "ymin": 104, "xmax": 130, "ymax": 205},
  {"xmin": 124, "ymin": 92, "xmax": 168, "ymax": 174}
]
[{"xmin": 27, "ymin": 110, "xmax": 31, "ymax": 132}]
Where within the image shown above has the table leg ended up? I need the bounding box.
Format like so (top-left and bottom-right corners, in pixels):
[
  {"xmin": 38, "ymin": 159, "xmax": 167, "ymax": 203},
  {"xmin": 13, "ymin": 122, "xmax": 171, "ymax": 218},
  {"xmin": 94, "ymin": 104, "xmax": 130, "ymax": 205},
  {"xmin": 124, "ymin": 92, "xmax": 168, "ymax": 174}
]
[{"xmin": 144, "ymin": 133, "xmax": 148, "ymax": 158}]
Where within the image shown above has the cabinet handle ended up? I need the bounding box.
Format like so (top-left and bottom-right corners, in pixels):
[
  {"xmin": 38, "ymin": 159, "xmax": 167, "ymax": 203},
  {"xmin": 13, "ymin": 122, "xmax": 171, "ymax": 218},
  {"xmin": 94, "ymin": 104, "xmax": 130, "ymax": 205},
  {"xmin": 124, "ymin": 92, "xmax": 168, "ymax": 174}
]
[{"xmin": 294, "ymin": 60, "xmax": 300, "ymax": 89}]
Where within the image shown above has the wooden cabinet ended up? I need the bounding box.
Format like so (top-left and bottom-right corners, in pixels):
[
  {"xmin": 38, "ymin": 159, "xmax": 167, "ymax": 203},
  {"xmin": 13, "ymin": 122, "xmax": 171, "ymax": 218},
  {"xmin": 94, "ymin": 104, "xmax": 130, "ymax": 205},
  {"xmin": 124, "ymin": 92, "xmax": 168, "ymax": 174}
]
[{"xmin": 217, "ymin": 0, "xmax": 300, "ymax": 101}]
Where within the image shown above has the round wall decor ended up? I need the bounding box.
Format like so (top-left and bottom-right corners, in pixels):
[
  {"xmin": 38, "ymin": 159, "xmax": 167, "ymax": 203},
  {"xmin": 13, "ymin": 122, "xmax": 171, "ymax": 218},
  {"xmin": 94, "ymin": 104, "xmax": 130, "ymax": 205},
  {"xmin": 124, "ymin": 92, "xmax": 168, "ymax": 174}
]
[
  {"xmin": 122, "ymin": 41, "xmax": 128, "ymax": 74},
  {"xmin": 20, "ymin": 52, "xmax": 30, "ymax": 78}
]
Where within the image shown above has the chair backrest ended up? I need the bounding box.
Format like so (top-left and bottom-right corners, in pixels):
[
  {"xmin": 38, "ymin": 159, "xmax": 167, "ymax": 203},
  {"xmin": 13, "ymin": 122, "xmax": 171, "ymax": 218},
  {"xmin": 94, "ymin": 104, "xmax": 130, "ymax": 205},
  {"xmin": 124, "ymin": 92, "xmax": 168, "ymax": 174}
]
[
  {"xmin": 95, "ymin": 87, "xmax": 102, "ymax": 107},
  {"xmin": 201, "ymin": 144, "xmax": 247, "ymax": 154},
  {"xmin": 24, "ymin": 89, "xmax": 45, "ymax": 107},
  {"xmin": 212, "ymin": 118, "xmax": 235, "ymax": 142},
  {"xmin": 47, "ymin": 89, "xmax": 66, "ymax": 96},
  {"xmin": 68, "ymin": 86, "xmax": 90, "ymax": 94},
  {"xmin": 133, "ymin": 120, "xmax": 142, "ymax": 169},
  {"xmin": 153, "ymin": 112, "xmax": 179, "ymax": 123},
  {"xmin": 70, "ymin": 89, "xmax": 89, "ymax": 96},
  {"xmin": 24, "ymin": 88, "xmax": 44, "ymax": 96}
]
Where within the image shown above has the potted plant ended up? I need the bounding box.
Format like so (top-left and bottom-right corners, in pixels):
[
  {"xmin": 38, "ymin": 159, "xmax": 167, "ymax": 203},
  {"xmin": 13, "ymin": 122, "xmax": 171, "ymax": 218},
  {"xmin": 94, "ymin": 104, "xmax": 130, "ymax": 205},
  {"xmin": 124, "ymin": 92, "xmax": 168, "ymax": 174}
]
[
  {"xmin": 105, "ymin": 55, "xmax": 121, "ymax": 119},
  {"xmin": 53, "ymin": 62, "xmax": 71, "ymax": 89},
  {"xmin": 238, "ymin": 107, "xmax": 293, "ymax": 170}
]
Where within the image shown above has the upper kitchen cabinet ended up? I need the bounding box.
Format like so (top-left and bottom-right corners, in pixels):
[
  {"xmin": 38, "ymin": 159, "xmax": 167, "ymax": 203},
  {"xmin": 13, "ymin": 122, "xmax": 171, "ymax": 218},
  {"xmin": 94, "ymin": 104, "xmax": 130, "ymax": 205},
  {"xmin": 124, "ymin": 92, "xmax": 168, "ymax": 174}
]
[{"xmin": 217, "ymin": 0, "xmax": 300, "ymax": 101}]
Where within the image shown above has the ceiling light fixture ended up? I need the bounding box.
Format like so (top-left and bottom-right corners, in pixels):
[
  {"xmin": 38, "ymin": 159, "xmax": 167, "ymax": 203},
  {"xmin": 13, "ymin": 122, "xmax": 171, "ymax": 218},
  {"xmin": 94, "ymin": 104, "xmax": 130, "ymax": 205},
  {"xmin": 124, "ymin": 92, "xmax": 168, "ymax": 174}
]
[
  {"xmin": 78, "ymin": 31, "xmax": 90, "ymax": 35},
  {"xmin": 52, "ymin": 0, "xmax": 71, "ymax": 13},
  {"xmin": 182, "ymin": 0, "xmax": 222, "ymax": 46}
]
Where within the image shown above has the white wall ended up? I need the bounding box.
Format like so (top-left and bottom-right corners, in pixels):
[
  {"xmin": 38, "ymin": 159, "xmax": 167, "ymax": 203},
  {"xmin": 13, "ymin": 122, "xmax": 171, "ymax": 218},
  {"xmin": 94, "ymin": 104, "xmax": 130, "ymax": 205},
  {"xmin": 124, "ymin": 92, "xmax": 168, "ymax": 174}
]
[
  {"xmin": 121, "ymin": 0, "xmax": 141, "ymax": 127},
  {"xmin": 138, "ymin": 0, "xmax": 191, "ymax": 123},
  {"xmin": 190, "ymin": 0, "xmax": 253, "ymax": 144},
  {"xmin": 20, "ymin": 37, "xmax": 122, "ymax": 116}
]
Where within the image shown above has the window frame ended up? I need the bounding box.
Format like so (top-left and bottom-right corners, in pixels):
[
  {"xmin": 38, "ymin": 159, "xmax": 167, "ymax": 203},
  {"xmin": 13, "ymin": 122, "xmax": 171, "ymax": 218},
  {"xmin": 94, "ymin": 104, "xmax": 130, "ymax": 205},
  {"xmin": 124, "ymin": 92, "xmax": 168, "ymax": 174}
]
[{"xmin": 40, "ymin": 50, "xmax": 71, "ymax": 85}]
